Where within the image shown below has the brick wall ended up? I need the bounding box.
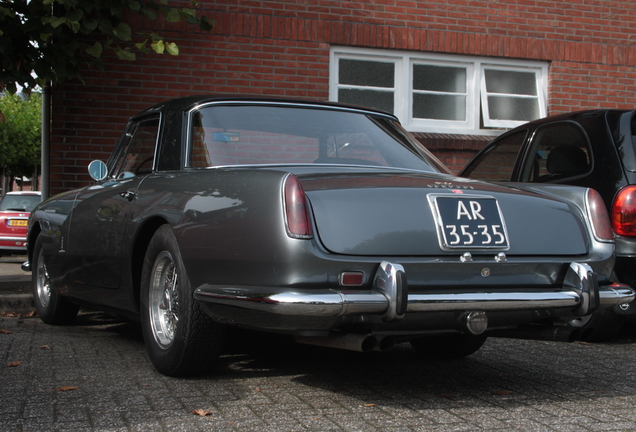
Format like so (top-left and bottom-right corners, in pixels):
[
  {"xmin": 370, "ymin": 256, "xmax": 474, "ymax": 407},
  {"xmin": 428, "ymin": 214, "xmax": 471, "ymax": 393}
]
[{"xmin": 50, "ymin": 0, "xmax": 636, "ymax": 193}]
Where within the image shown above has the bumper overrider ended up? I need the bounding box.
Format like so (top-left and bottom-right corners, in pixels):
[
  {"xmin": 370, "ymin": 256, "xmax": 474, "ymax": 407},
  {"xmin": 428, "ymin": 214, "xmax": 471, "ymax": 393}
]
[{"xmin": 194, "ymin": 261, "xmax": 634, "ymax": 345}]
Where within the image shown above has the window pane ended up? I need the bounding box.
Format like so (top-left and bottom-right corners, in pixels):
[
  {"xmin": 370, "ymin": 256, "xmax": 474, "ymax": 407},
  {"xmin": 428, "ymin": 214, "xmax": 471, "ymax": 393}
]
[
  {"xmin": 488, "ymin": 96, "xmax": 540, "ymax": 121},
  {"xmin": 413, "ymin": 93, "xmax": 466, "ymax": 121},
  {"xmin": 188, "ymin": 105, "xmax": 440, "ymax": 172},
  {"xmin": 413, "ymin": 65, "xmax": 466, "ymax": 93},
  {"xmin": 462, "ymin": 130, "xmax": 527, "ymax": 181},
  {"xmin": 524, "ymin": 122, "xmax": 592, "ymax": 182},
  {"xmin": 339, "ymin": 88, "xmax": 394, "ymax": 113},
  {"xmin": 113, "ymin": 118, "xmax": 159, "ymax": 177},
  {"xmin": 485, "ymin": 70, "xmax": 537, "ymax": 95},
  {"xmin": 339, "ymin": 59, "xmax": 394, "ymax": 88}
]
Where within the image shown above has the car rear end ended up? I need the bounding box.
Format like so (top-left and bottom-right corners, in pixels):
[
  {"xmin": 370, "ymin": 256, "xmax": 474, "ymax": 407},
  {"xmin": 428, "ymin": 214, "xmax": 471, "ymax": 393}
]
[
  {"xmin": 0, "ymin": 191, "xmax": 42, "ymax": 254},
  {"xmin": 194, "ymin": 169, "xmax": 632, "ymax": 345}
]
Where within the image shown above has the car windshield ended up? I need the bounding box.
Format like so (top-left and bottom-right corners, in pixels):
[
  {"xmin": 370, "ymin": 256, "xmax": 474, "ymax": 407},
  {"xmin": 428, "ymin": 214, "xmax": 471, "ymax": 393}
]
[
  {"xmin": 188, "ymin": 105, "xmax": 448, "ymax": 173},
  {"xmin": 0, "ymin": 194, "xmax": 41, "ymax": 212}
]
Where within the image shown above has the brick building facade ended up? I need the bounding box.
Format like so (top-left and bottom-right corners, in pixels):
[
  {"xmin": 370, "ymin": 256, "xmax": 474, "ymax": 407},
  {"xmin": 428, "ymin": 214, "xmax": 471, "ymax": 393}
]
[{"xmin": 50, "ymin": 0, "xmax": 636, "ymax": 195}]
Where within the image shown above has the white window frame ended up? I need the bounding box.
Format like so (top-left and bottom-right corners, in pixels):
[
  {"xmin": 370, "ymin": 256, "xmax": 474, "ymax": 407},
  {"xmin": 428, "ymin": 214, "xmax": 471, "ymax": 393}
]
[
  {"xmin": 332, "ymin": 52, "xmax": 403, "ymax": 118},
  {"xmin": 480, "ymin": 65, "xmax": 547, "ymax": 129},
  {"xmin": 330, "ymin": 47, "xmax": 548, "ymax": 135}
]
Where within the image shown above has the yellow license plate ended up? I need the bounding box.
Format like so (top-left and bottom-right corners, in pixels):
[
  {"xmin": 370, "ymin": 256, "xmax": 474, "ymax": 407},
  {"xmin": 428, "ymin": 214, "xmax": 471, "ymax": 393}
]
[{"xmin": 8, "ymin": 220, "xmax": 28, "ymax": 227}]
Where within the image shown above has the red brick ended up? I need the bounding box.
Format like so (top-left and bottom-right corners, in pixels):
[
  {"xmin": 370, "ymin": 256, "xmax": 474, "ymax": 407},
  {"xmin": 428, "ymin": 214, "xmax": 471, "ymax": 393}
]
[{"xmin": 48, "ymin": 1, "xmax": 636, "ymax": 193}]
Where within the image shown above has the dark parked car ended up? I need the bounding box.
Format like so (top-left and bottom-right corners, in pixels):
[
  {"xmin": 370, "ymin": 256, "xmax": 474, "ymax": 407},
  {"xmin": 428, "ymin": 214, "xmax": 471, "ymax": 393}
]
[
  {"xmin": 460, "ymin": 109, "xmax": 636, "ymax": 340},
  {"xmin": 25, "ymin": 97, "xmax": 633, "ymax": 376},
  {"xmin": 0, "ymin": 191, "xmax": 41, "ymax": 254}
]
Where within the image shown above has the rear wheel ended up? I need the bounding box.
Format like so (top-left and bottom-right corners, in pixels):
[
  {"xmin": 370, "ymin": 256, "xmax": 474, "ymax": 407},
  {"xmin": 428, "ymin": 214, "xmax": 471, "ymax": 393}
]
[
  {"xmin": 140, "ymin": 225, "xmax": 225, "ymax": 376},
  {"xmin": 410, "ymin": 333, "xmax": 487, "ymax": 359},
  {"xmin": 32, "ymin": 236, "xmax": 79, "ymax": 325}
]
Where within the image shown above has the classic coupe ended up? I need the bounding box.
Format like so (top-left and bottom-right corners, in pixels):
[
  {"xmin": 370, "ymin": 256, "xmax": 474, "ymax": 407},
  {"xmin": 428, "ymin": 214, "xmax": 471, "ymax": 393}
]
[
  {"xmin": 460, "ymin": 110, "xmax": 636, "ymax": 340},
  {"xmin": 24, "ymin": 96, "xmax": 634, "ymax": 376}
]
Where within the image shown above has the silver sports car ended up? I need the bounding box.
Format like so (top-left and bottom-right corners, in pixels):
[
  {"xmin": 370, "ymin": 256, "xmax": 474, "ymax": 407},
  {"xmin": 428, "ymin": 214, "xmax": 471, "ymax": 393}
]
[{"xmin": 25, "ymin": 96, "xmax": 634, "ymax": 376}]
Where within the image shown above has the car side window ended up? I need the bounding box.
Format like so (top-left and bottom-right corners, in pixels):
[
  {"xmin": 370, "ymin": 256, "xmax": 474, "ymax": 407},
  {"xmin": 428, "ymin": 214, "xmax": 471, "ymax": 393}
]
[
  {"xmin": 461, "ymin": 130, "xmax": 527, "ymax": 181},
  {"xmin": 112, "ymin": 118, "xmax": 160, "ymax": 178},
  {"xmin": 521, "ymin": 122, "xmax": 592, "ymax": 182}
]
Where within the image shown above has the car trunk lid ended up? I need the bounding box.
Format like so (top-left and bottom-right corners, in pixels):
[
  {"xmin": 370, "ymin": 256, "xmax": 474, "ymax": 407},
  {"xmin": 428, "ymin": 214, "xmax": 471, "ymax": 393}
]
[{"xmin": 301, "ymin": 172, "xmax": 588, "ymax": 256}]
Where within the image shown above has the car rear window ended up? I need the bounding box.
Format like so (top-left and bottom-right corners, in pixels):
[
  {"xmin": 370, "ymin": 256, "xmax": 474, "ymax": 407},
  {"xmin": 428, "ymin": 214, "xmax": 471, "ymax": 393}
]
[
  {"xmin": 461, "ymin": 130, "xmax": 527, "ymax": 181},
  {"xmin": 187, "ymin": 105, "xmax": 445, "ymax": 173},
  {"xmin": 0, "ymin": 194, "xmax": 41, "ymax": 212}
]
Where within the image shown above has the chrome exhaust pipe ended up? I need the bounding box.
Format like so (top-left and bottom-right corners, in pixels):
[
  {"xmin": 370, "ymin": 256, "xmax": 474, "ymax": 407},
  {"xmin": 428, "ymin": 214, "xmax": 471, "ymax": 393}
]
[
  {"xmin": 295, "ymin": 333, "xmax": 378, "ymax": 352},
  {"xmin": 491, "ymin": 325, "xmax": 582, "ymax": 342}
]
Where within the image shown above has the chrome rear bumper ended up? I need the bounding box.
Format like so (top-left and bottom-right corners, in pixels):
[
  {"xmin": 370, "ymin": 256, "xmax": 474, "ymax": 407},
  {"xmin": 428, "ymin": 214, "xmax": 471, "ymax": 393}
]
[{"xmin": 194, "ymin": 261, "xmax": 634, "ymax": 324}]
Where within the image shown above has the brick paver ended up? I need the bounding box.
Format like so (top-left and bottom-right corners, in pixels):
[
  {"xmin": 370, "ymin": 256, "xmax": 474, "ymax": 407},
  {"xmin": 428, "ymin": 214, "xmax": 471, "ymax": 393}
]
[{"xmin": 2, "ymin": 312, "xmax": 636, "ymax": 431}]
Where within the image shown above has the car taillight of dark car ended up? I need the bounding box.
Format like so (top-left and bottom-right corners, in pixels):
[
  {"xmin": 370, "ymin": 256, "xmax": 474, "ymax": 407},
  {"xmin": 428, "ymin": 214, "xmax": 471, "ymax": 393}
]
[{"xmin": 612, "ymin": 185, "xmax": 636, "ymax": 237}]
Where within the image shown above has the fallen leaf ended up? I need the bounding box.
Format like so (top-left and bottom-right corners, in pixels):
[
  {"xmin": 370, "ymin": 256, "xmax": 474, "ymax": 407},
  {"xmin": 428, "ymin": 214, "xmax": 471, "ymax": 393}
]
[
  {"xmin": 255, "ymin": 388, "xmax": 262, "ymax": 392},
  {"xmin": 40, "ymin": 345, "xmax": 51, "ymax": 350},
  {"xmin": 362, "ymin": 403, "xmax": 375, "ymax": 407},
  {"xmin": 497, "ymin": 390, "xmax": 513, "ymax": 396},
  {"xmin": 55, "ymin": 386, "xmax": 78, "ymax": 392},
  {"xmin": 0, "ymin": 329, "xmax": 13, "ymax": 334},
  {"xmin": 191, "ymin": 409, "xmax": 212, "ymax": 417},
  {"xmin": 6, "ymin": 361, "xmax": 21, "ymax": 367}
]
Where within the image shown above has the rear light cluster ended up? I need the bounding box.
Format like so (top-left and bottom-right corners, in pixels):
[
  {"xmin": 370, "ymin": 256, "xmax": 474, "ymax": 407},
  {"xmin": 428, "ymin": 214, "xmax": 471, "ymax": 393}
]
[
  {"xmin": 283, "ymin": 174, "xmax": 313, "ymax": 239},
  {"xmin": 612, "ymin": 185, "xmax": 636, "ymax": 237},
  {"xmin": 587, "ymin": 188, "xmax": 614, "ymax": 242}
]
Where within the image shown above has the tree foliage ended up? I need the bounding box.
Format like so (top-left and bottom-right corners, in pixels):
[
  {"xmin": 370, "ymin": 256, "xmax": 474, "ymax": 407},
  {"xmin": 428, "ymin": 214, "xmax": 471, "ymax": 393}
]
[
  {"xmin": 0, "ymin": 92, "xmax": 42, "ymax": 180},
  {"xmin": 0, "ymin": 0, "xmax": 214, "ymax": 93}
]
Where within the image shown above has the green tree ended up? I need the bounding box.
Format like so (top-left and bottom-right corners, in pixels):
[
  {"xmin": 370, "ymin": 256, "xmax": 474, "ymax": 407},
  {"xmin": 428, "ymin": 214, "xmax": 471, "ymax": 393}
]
[
  {"xmin": 0, "ymin": 0, "xmax": 214, "ymax": 93},
  {"xmin": 0, "ymin": 92, "xmax": 41, "ymax": 190}
]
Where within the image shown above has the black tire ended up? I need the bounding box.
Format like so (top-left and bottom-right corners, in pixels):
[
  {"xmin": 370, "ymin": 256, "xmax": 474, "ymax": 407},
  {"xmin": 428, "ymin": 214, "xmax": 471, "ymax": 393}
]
[
  {"xmin": 140, "ymin": 225, "xmax": 225, "ymax": 376},
  {"xmin": 569, "ymin": 308, "xmax": 623, "ymax": 342},
  {"xmin": 32, "ymin": 235, "xmax": 79, "ymax": 325},
  {"xmin": 410, "ymin": 333, "xmax": 487, "ymax": 359}
]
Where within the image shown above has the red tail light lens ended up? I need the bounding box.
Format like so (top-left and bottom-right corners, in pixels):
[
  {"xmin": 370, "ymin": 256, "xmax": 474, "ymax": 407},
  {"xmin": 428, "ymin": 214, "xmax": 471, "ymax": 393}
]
[
  {"xmin": 283, "ymin": 174, "xmax": 313, "ymax": 239},
  {"xmin": 587, "ymin": 188, "xmax": 613, "ymax": 241},
  {"xmin": 612, "ymin": 185, "xmax": 636, "ymax": 237}
]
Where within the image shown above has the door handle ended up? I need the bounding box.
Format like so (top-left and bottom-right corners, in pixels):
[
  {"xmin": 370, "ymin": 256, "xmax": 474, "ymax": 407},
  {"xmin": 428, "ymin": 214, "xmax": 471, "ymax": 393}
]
[{"xmin": 120, "ymin": 190, "xmax": 136, "ymax": 202}]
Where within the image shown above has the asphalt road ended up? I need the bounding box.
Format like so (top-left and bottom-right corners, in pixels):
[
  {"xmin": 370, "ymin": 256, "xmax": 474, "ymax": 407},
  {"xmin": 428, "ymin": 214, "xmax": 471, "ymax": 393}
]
[{"xmin": 3, "ymin": 310, "xmax": 636, "ymax": 431}]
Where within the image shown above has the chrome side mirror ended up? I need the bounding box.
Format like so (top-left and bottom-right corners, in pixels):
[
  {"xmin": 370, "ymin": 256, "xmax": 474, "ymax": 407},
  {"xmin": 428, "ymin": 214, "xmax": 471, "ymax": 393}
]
[{"xmin": 88, "ymin": 160, "xmax": 108, "ymax": 181}]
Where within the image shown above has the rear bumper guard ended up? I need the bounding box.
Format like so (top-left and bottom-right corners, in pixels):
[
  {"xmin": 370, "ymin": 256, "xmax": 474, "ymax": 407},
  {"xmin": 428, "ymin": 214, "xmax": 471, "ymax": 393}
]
[{"xmin": 194, "ymin": 261, "xmax": 635, "ymax": 322}]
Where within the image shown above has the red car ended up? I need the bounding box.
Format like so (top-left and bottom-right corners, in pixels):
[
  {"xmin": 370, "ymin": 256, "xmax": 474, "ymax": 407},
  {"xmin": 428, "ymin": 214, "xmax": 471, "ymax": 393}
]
[{"xmin": 0, "ymin": 191, "xmax": 42, "ymax": 254}]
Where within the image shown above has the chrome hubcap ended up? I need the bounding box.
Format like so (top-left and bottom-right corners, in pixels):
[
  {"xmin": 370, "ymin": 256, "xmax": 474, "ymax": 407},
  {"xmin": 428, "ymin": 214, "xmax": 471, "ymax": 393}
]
[
  {"xmin": 149, "ymin": 251, "xmax": 179, "ymax": 349},
  {"xmin": 36, "ymin": 248, "xmax": 51, "ymax": 308}
]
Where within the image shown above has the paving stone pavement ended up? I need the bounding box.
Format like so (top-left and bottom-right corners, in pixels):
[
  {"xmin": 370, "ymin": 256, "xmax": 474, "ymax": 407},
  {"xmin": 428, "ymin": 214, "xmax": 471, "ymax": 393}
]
[{"xmin": 3, "ymin": 310, "xmax": 636, "ymax": 432}]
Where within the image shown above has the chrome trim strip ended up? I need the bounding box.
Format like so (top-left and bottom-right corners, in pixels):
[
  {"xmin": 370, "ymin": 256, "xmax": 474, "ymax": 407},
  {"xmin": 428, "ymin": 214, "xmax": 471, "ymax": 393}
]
[
  {"xmin": 406, "ymin": 291, "xmax": 580, "ymax": 312},
  {"xmin": 194, "ymin": 287, "xmax": 589, "ymax": 315},
  {"xmin": 0, "ymin": 236, "xmax": 27, "ymax": 242},
  {"xmin": 373, "ymin": 261, "xmax": 406, "ymax": 321},
  {"xmin": 599, "ymin": 283, "xmax": 635, "ymax": 306},
  {"xmin": 193, "ymin": 261, "xmax": 635, "ymax": 319}
]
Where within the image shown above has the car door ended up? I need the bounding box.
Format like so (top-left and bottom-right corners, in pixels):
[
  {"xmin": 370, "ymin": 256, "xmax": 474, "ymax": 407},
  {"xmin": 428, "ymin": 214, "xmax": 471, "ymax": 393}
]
[
  {"xmin": 64, "ymin": 116, "xmax": 160, "ymax": 297},
  {"xmin": 461, "ymin": 121, "xmax": 594, "ymax": 185}
]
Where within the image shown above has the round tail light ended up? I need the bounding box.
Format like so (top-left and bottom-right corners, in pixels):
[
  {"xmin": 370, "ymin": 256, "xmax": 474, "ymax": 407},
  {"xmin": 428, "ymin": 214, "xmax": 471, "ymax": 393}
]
[{"xmin": 612, "ymin": 185, "xmax": 636, "ymax": 237}]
